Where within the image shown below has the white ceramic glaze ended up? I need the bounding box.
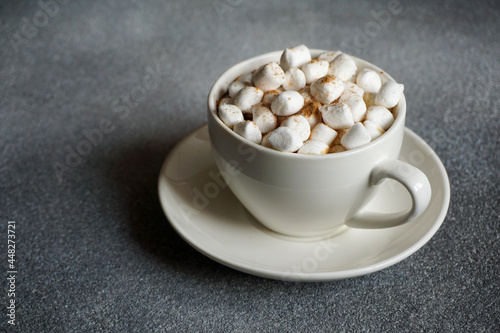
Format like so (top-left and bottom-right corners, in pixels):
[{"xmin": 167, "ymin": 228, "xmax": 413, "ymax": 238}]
[
  {"xmin": 207, "ymin": 50, "xmax": 431, "ymax": 237},
  {"xmin": 157, "ymin": 125, "xmax": 450, "ymax": 281}
]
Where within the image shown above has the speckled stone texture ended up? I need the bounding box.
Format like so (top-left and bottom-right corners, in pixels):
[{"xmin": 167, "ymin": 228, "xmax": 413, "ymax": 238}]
[{"xmin": 0, "ymin": 0, "xmax": 498, "ymax": 331}]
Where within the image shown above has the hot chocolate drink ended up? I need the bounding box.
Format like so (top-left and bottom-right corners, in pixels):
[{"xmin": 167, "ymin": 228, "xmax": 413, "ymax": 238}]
[{"xmin": 217, "ymin": 45, "xmax": 404, "ymax": 154}]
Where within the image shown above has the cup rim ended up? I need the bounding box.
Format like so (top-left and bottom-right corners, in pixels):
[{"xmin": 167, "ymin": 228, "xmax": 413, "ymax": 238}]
[{"xmin": 207, "ymin": 49, "xmax": 407, "ymax": 160}]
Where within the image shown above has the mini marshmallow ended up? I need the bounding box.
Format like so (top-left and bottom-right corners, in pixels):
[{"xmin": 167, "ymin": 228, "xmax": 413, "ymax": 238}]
[
  {"xmin": 321, "ymin": 103, "xmax": 354, "ymax": 129},
  {"xmin": 328, "ymin": 144, "xmax": 347, "ymax": 154},
  {"xmin": 375, "ymin": 81, "xmax": 404, "ymax": 108},
  {"xmin": 233, "ymin": 121, "xmax": 262, "ymax": 144},
  {"xmin": 280, "ymin": 44, "xmax": 312, "ymax": 71},
  {"xmin": 228, "ymin": 73, "xmax": 255, "ymax": 97},
  {"xmin": 365, "ymin": 106, "xmax": 394, "ymax": 130},
  {"xmin": 346, "ymin": 75, "xmax": 356, "ymax": 83},
  {"xmin": 341, "ymin": 122, "xmax": 371, "ymax": 150},
  {"xmin": 271, "ymin": 90, "xmax": 305, "ymax": 116},
  {"xmin": 297, "ymin": 140, "xmax": 329, "ymax": 155},
  {"xmin": 262, "ymin": 90, "xmax": 280, "ymax": 106},
  {"xmin": 251, "ymin": 104, "xmax": 277, "ymax": 134},
  {"xmin": 228, "ymin": 80, "xmax": 248, "ymax": 97},
  {"xmin": 310, "ymin": 75, "xmax": 344, "ymax": 104},
  {"xmin": 298, "ymin": 101, "xmax": 322, "ymax": 128},
  {"xmin": 301, "ymin": 59, "xmax": 329, "ymax": 84},
  {"xmin": 339, "ymin": 93, "xmax": 367, "ymax": 122},
  {"xmin": 218, "ymin": 103, "xmax": 244, "ymax": 129},
  {"xmin": 268, "ymin": 126, "xmax": 304, "ymax": 152},
  {"xmin": 310, "ymin": 123, "xmax": 338, "ymax": 145},
  {"xmin": 237, "ymin": 73, "xmax": 253, "ymax": 85},
  {"xmin": 318, "ymin": 50, "xmax": 342, "ymax": 62},
  {"xmin": 233, "ymin": 86, "xmax": 264, "ymax": 113},
  {"xmin": 343, "ymin": 80, "xmax": 364, "ymax": 96},
  {"xmin": 356, "ymin": 68, "xmax": 382, "ymax": 93},
  {"xmin": 283, "ymin": 68, "xmax": 306, "ymax": 91},
  {"xmin": 253, "ymin": 62, "xmax": 286, "ymax": 92},
  {"xmin": 328, "ymin": 53, "xmax": 357, "ymax": 81},
  {"xmin": 363, "ymin": 120, "xmax": 385, "ymax": 140},
  {"xmin": 281, "ymin": 115, "xmax": 311, "ymax": 142}
]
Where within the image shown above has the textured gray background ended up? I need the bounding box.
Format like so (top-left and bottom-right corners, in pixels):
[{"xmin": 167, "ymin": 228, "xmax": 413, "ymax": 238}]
[{"xmin": 1, "ymin": 0, "xmax": 499, "ymax": 332}]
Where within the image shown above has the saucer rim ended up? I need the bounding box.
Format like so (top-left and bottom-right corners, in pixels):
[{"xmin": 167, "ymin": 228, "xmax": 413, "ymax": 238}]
[{"xmin": 158, "ymin": 125, "xmax": 451, "ymax": 281}]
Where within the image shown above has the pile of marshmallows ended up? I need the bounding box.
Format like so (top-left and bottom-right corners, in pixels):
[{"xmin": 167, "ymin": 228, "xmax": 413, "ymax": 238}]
[{"xmin": 217, "ymin": 45, "xmax": 404, "ymax": 154}]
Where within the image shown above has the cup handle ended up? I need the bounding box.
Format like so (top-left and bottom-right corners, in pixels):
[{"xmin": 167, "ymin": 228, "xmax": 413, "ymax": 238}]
[{"xmin": 346, "ymin": 159, "xmax": 432, "ymax": 229}]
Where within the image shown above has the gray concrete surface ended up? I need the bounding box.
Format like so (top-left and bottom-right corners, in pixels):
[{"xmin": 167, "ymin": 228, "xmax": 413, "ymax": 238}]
[{"xmin": 0, "ymin": 0, "xmax": 498, "ymax": 331}]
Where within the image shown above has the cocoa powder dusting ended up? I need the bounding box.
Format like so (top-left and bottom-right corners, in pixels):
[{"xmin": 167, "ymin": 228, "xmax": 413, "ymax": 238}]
[
  {"xmin": 299, "ymin": 101, "xmax": 320, "ymax": 118},
  {"xmin": 332, "ymin": 128, "xmax": 348, "ymax": 145},
  {"xmin": 265, "ymin": 90, "xmax": 281, "ymax": 96},
  {"xmin": 322, "ymin": 75, "xmax": 337, "ymax": 83}
]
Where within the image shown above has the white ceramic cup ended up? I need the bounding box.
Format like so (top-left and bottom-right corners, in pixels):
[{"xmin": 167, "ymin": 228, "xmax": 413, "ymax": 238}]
[{"xmin": 207, "ymin": 49, "xmax": 431, "ymax": 238}]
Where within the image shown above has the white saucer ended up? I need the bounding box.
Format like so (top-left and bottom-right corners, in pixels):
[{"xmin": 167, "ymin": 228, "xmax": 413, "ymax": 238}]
[{"xmin": 158, "ymin": 125, "xmax": 450, "ymax": 281}]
